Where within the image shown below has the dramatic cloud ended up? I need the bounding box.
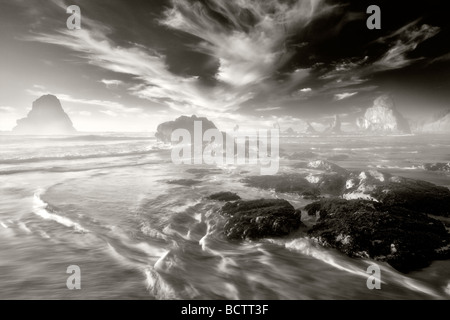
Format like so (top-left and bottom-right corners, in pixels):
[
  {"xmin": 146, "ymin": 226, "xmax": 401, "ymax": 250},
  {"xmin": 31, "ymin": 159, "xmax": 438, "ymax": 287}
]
[
  {"xmin": 1, "ymin": 0, "xmax": 446, "ymax": 131},
  {"xmin": 160, "ymin": 0, "xmax": 332, "ymax": 86}
]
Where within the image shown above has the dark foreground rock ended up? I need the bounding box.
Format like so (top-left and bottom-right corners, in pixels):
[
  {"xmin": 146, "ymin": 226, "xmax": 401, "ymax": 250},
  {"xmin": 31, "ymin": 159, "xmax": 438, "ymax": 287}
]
[
  {"xmin": 220, "ymin": 199, "xmax": 304, "ymax": 240},
  {"xmin": 306, "ymin": 199, "xmax": 450, "ymax": 273},
  {"xmin": 207, "ymin": 192, "xmax": 241, "ymax": 201}
]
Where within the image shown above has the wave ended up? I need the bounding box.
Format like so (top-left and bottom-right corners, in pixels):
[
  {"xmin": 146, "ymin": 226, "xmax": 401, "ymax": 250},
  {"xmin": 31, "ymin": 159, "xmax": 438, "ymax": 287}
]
[
  {"xmin": 50, "ymin": 135, "xmax": 155, "ymax": 142},
  {"xmin": 0, "ymin": 159, "xmax": 160, "ymax": 175},
  {"xmin": 0, "ymin": 134, "xmax": 155, "ymax": 142},
  {"xmin": 0, "ymin": 148, "xmax": 161, "ymax": 165},
  {"xmin": 32, "ymin": 190, "xmax": 88, "ymax": 233},
  {"xmin": 269, "ymin": 237, "xmax": 446, "ymax": 299},
  {"xmin": 370, "ymin": 164, "xmax": 419, "ymax": 170}
]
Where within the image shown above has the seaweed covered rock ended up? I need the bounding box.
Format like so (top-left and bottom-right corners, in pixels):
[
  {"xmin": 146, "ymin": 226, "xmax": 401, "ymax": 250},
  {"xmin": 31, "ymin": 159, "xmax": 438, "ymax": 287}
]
[
  {"xmin": 207, "ymin": 192, "xmax": 241, "ymax": 201},
  {"xmin": 220, "ymin": 199, "xmax": 304, "ymax": 240},
  {"xmin": 306, "ymin": 199, "xmax": 450, "ymax": 272}
]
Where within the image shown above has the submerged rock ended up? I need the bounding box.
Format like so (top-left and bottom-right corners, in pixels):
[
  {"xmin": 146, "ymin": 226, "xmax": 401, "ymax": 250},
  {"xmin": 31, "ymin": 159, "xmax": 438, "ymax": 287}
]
[
  {"xmin": 207, "ymin": 192, "xmax": 241, "ymax": 201},
  {"xmin": 220, "ymin": 199, "xmax": 304, "ymax": 240},
  {"xmin": 306, "ymin": 198, "xmax": 450, "ymax": 273},
  {"xmin": 421, "ymin": 162, "xmax": 450, "ymax": 173},
  {"xmin": 12, "ymin": 95, "xmax": 77, "ymax": 135},
  {"xmin": 166, "ymin": 179, "xmax": 202, "ymax": 186},
  {"xmin": 242, "ymin": 174, "xmax": 320, "ymax": 198}
]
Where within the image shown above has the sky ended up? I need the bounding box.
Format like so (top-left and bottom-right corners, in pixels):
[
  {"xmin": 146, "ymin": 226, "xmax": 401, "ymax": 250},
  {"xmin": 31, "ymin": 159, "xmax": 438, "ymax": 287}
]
[{"xmin": 0, "ymin": 0, "xmax": 449, "ymax": 132}]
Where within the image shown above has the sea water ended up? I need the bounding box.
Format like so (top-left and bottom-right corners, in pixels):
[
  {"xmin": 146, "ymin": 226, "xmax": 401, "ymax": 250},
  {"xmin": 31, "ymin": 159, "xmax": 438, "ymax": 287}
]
[{"xmin": 0, "ymin": 133, "xmax": 449, "ymax": 299}]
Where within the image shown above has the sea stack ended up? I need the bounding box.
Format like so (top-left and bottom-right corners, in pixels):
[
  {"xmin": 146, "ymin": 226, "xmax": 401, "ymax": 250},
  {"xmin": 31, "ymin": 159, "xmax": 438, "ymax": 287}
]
[
  {"xmin": 12, "ymin": 95, "xmax": 77, "ymax": 135},
  {"xmin": 356, "ymin": 95, "xmax": 411, "ymax": 134},
  {"xmin": 155, "ymin": 115, "xmax": 218, "ymax": 143}
]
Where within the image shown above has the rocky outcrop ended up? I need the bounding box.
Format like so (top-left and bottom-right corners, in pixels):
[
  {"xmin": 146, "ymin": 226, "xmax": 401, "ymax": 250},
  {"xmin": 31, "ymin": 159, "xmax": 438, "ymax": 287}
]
[
  {"xmin": 356, "ymin": 95, "xmax": 411, "ymax": 134},
  {"xmin": 421, "ymin": 162, "xmax": 450, "ymax": 172},
  {"xmin": 155, "ymin": 115, "xmax": 218, "ymax": 143},
  {"xmin": 305, "ymin": 199, "xmax": 450, "ymax": 273},
  {"xmin": 220, "ymin": 199, "xmax": 304, "ymax": 240},
  {"xmin": 343, "ymin": 170, "xmax": 450, "ymax": 217},
  {"xmin": 12, "ymin": 95, "xmax": 76, "ymax": 135},
  {"xmin": 217, "ymin": 159, "xmax": 450, "ymax": 271},
  {"xmin": 243, "ymin": 160, "xmax": 450, "ymax": 215},
  {"xmin": 207, "ymin": 192, "xmax": 241, "ymax": 201}
]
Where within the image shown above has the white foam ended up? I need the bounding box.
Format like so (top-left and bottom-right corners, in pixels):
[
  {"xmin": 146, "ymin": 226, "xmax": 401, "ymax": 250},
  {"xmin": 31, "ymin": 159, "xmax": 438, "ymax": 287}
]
[
  {"xmin": 271, "ymin": 238, "xmax": 374, "ymax": 280},
  {"xmin": 144, "ymin": 267, "xmax": 179, "ymax": 299},
  {"xmin": 445, "ymin": 282, "xmax": 450, "ymax": 296},
  {"xmin": 18, "ymin": 222, "xmax": 32, "ymax": 234},
  {"xmin": 343, "ymin": 192, "xmax": 377, "ymax": 201},
  {"xmin": 32, "ymin": 190, "xmax": 88, "ymax": 233},
  {"xmin": 38, "ymin": 230, "xmax": 50, "ymax": 239},
  {"xmin": 305, "ymin": 174, "xmax": 321, "ymax": 184}
]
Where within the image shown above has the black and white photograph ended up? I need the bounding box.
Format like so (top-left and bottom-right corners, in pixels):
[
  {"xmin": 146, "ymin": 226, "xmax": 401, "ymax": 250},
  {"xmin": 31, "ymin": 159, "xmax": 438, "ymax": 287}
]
[{"xmin": 1, "ymin": 0, "xmax": 450, "ymax": 302}]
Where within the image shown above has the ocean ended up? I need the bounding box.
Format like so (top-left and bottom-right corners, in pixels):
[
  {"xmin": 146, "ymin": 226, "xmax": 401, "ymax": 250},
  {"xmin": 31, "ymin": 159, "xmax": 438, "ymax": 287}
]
[{"xmin": 0, "ymin": 133, "xmax": 450, "ymax": 299}]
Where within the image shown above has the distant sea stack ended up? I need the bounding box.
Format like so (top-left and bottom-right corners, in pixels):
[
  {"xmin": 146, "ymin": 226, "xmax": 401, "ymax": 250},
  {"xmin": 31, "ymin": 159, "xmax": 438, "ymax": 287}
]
[
  {"xmin": 356, "ymin": 95, "xmax": 411, "ymax": 134},
  {"xmin": 155, "ymin": 115, "xmax": 218, "ymax": 143},
  {"xmin": 421, "ymin": 109, "xmax": 450, "ymax": 133},
  {"xmin": 13, "ymin": 95, "xmax": 77, "ymax": 135}
]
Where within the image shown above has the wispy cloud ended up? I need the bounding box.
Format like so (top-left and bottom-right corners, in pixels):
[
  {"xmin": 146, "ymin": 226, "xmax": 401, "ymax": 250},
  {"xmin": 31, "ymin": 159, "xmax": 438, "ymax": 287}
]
[
  {"xmin": 160, "ymin": 0, "xmax": 332, "ymax": 87},
  {"xmin": 255, "ymin": 106, "xmax": 281, "ymax": 112},
  {"xmin": 334, "ymin": 92, "xmax": 357, "ymax": 101},
  {"xmin": 373, "ymin": 22, "xmax": 440, "ymax": 70},
  {"xmin": 23, "ymin": 0, "xmax": 336, "ymax": 125},
  {"xmin": 100, "ymin": 79, "xmax": 123, "ymax": 88}
]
